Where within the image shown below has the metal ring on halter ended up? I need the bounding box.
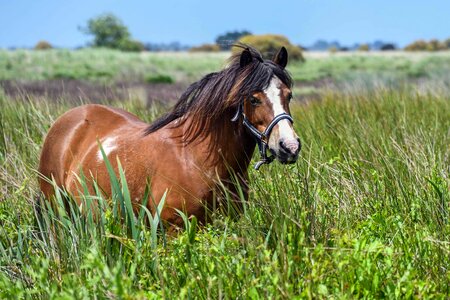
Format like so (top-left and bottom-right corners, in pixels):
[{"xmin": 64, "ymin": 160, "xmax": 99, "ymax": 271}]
[{"xmin": 231, "ymin": 102, "xmax": 294, "ymax": 170}]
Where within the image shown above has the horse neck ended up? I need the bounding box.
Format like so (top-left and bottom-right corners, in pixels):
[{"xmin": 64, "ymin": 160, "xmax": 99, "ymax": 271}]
[
  {"xmin": 219, "ymin": 113, "xmax": 256, "ymax": 174},
  {"xmin": 189, "ymin": 111, "xmax": 256, "ymax": 177}
]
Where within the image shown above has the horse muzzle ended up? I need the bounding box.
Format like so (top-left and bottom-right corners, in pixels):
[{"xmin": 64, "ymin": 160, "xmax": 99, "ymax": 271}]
[{"xmin": 271, "ymin": 137, "xmax": 301, "ymax": 164}]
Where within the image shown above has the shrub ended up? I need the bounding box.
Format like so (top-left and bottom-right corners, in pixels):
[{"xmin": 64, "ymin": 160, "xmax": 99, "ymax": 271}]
[
  {"xmin": 118, "ymin": 39, "xmax": 145, "ymax": 52},
  {"xmin": 34, "ymin": 40, "xmax": 52, "ymax": 50},
  {"xmin": 52, "ymin": 70, "xmax": 77, "ymax": 80},
  {"xmin": 405, "ymin": 39, "xmax": 447, "ymax": 51},
  {"xmin": 426, "ymin": 39, "xmax": 446, "ymax": 51},
  {"xmin": 405, "ymin": 40, "xmax": 428, "ymax": 51},
  {"xmin": 145, "ymin": 74, "xmax": 174, "ymax": 84},
  {"xmin": 189, "ymin": 44, "xmax": 221, "ymax": 52},
  {"xmin": 236, "ymin": 34, "xmax": 304, "ymax": 61},
  {"xmin": 444, "ymin": 38, "xmax": 450, "ymax": 49},
  {"xmin": 358, "ymin": 44, "xmax": 370, "ymax": 51}
]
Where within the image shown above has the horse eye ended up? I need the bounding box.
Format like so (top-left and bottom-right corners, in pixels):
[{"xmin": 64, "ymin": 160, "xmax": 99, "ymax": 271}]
[
  {"xmin": 287, "ymin": 93, "xmax": 293, "ymax": 102},
  {"xmin": 250, "ymin": 96, "xmax": 261, "ymax": 106}
]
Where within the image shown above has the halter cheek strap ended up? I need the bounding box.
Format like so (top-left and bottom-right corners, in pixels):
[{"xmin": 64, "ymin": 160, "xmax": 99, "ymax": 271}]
[{"xmin": 232, "ymin": 102, "xmax": 294, "ymax": 170}]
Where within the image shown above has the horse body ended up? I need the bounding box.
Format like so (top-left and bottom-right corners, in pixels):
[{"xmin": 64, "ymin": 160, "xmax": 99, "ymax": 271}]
[
  {"xmin": 38, "ymin": 46, "xmax": 300, "ymax": 227},
  {"xmin": 39, "ymin": 104, "xmax": 255, "ymax": 225}
]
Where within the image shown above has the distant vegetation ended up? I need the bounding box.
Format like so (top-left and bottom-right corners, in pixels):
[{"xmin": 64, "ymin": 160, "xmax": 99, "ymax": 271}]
[
  {"xmin": 380, "ymin": 43, "xmax": 396, "ymax": 51},
  {"xmin": 144, "ymin": 41, "xmax": 190, "ymax": 52},
  {"xmin": 307, "ymin": 38, "xmax": 450, "ymax": 52},
  {"xmin": 144, "ymin": 74, "xmax": 174, "ymax": 84},
  {"xmin": 0, "ymin": 49, "xmax": 226, "ymax": 83},
  {"xmin": 189, "ymin": 44, "xmax": 221, "ymax": 52},
  {"xmin": 1, "ymin": 50, "xmax": 450, "ymax": 86},
  {"xmin": 34, "ymin": 40, "xmax": 52, "ymax": 50},
  {"xmin": 79, "ymin": 13, "xmax": 144, "ymax": 52},
  {"xmin": 22, "ymin": 12, "xmax": 450, "ymax": 54},
  {"xmin": 405, "ymin": 38, "xmax": 450, "ymax": 51},
  {"xmin": 307, "ymin": 40, "xmax": 397, "ymax": 51},
  {"xmin": 215, "ymin": 30, "xmax": 252, "ymax": 50},
  {"xmin": 236, "ymin": 34, "xmax": 304, "ymax": 61},
  {"xmin": 358, "ymin": 44, "xmax": 370, "ymax": 51},
  {"xmin": 188, "ymin": 33, "xmax": 305, "ymax": 60}
]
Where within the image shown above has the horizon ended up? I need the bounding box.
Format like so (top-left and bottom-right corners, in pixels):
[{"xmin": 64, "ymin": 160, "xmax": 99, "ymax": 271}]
[{"xmin": 0, "ymin": 0, "xmax": 449, "ymax": 49}]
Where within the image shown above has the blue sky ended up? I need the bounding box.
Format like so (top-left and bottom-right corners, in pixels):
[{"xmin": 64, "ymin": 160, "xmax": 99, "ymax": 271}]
[{"xmin": 0, "ymin": 0, "xmax": 449, "ymax": 48}]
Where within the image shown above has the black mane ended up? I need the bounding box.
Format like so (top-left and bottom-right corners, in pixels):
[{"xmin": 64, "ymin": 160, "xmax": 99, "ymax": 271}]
[{"xmin": 144, "ymin": 45, "xmax": 292, "ymax": 140}]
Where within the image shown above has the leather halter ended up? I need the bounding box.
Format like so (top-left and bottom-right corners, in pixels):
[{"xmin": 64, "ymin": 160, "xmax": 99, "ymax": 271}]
[{"xmin": 231, "ymin": 102, "xmax": 294, "ymax": 170}]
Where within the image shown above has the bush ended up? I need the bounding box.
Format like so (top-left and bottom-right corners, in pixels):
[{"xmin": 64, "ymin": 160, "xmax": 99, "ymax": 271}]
[
  {"xmin": 118, "ymin": 39, "xmax": 144, "ymax": 52},
  {"xmin": 426, "ymin": 39, "xmax": 446, "ymax": 51},
  {"xmin": 236, "ymin": 34, "xmax": 304, "ymax": 61},
  {"xmin": 189, "ymin": 44, "xmax": 221, "ymax": 52},
  {"xmin": 34, "ymin": 40, "xmax": 52, "ymax": 50},
  {"xmin": 145, "ymin": 74, "xmax": 174, "ymax": 84},
  {"xmin": 405, "ymin": 39, "xmax": 447, "ymax": 51},
  {"xmin": 405, "ymin": 40, "xmax": 428, "ymax": 51},
  {"xmin": 444, "ymin": 38, "xmax": 450, "ymax": 49},
  {"xmin": 358, "ymin": 44, "xmax": 370, "ymax": 51}
]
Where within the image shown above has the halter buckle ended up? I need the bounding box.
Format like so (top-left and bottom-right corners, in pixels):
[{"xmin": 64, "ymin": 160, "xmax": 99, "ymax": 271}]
[{"xmin": 260, "ymin": 134, "xmax": 268, "ymax": 144}]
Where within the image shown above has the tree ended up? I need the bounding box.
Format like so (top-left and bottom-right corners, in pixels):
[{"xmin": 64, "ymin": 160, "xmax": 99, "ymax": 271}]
[
  {"xmin": 215, "ymin": 30, "xmax": 252, "ymax": 50},
  {"xmin": 80, "ymin": 13, "xmax": 133, "ymax": 49},
  {"xmin": 380, "ymin": 43, "xmax": 396, "ymax": 51}
]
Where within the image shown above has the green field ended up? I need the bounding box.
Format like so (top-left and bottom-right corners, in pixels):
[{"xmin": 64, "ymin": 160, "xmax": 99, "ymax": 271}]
[
  {"xmin": 1, "ymin": 49, "xmax": 450, "ymax": 84},
  {"xmin": 0, "ymin": 50, "xmax": 449, "ymax": 298}
]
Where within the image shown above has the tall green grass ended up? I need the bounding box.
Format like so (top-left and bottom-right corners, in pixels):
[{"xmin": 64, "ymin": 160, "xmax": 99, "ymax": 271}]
[{"xmin": 0, "ymin": 86, "xmax": 449, "ymax": 298}]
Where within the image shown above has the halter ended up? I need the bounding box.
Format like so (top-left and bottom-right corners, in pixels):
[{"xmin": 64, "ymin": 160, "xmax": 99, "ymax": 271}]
[{"xmin": 231, "ymin": 102, "xmax": 294, "ymax": 170}]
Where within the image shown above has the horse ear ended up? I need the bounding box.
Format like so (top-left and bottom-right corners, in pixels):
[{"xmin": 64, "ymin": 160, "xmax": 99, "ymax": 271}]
[
  {"xmin": 273, "ymin": 46, "xmax": 288, "ymax": 69},
  {"xmin": 240, "ymin": 48, "xmax": 253, "ymax": 68}
]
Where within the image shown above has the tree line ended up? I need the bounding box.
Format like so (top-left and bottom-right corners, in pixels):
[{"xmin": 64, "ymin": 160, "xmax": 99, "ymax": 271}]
[{"xmin": 33, "ymin": 13, "xmax": 450, "ymax": 53}]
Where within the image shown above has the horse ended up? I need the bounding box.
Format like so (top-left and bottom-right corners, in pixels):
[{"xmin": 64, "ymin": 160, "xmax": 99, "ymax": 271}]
[{"xmin": 38, "ymin": 46, "xmax": 301, "ymax": 227}]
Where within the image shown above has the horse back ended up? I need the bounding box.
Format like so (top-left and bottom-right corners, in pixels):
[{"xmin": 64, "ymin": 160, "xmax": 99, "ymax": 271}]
[{"xmin": 38, "ymin": 104, "xmax": 146, "ymax": 199}]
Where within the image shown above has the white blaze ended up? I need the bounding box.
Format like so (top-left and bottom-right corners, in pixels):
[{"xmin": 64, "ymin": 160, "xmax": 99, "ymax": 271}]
[
  {"xmin": 263, "ymin": 77, "xmax": 297, "ymax": 142},
  {"xmin": 97, "ymin": 137, "xmax": 117, "ymax": 161}
]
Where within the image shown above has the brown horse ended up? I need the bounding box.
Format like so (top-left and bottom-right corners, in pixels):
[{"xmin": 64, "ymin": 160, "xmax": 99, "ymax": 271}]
[{"xmin": 38, "ymin": 46, "xmax": 301, "ymax": 227}]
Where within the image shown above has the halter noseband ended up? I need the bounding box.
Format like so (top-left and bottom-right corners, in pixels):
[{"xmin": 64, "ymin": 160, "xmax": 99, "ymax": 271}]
[{"xmin": 231, "ymin": 102, "xmax": 294, "ymax": 170}]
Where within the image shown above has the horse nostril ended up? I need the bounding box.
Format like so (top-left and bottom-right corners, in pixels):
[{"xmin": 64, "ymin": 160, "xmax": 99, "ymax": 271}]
[
  {"xmin": 279, "ymin": 141, "xmax": 288, "ymax": 152},
  {"xmin": 279, "ymin": 138, "xmax": 301, "ymax": 156}
]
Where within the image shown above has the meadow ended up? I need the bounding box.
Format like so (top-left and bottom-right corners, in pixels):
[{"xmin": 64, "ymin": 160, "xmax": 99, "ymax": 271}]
[
  {"xmin": 1, "ymin": 49, "xmax": 450, "ymax": 84},
  {"xmin": 0, "ymin": 49, "xmax": 449, "ymax": 298}
]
